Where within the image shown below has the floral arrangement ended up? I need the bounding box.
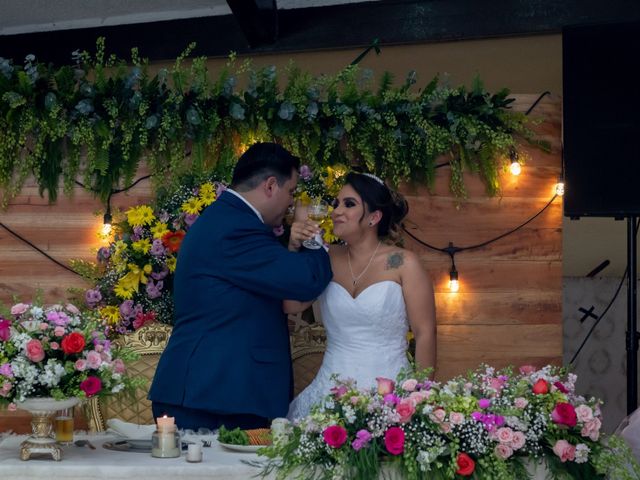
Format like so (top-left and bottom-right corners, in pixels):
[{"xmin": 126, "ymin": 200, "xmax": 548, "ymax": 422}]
[
  {"xmin": 74, "ymin": 177, "xmax": 224, "ymax": 336},
  {"xmin": 0, "ymin": 301, "xmax": 139, "ymax": 409},
  {"xmin": 260, "ymin": 365, "xmax": 639, "ymax": 480},
  {"xmin": 0, "ymin": 38, "xmax": 543, "ymax": 207}
]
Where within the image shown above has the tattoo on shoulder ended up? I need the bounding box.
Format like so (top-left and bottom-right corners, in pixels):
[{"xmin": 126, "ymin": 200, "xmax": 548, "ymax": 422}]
[{"xmin": 386, "ymin": 252, "xmax": 404, "ymax": 270}]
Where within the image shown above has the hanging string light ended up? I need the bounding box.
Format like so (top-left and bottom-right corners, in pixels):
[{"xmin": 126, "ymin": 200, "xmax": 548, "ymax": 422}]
[
  {"xmin": 509, "ymin": 148, "xmax": 522, "ymax": 176},
  {"xmin": 555, "ymin": 176, "xmax": 565, "ymax": 197}
]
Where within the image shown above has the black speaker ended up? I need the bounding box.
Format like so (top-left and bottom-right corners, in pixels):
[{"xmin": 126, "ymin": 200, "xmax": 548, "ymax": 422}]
[{"xmin": 563, "ymin": 21, "xmax": 640, "ymax": 218}]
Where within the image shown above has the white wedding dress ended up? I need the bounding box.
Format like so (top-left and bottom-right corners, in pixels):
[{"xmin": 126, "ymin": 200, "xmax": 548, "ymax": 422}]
[{"xmin": 287, "ymin": 280, "xmax": 410, "ymax": 420}]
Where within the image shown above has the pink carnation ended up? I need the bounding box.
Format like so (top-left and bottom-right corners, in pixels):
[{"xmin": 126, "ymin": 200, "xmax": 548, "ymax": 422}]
[
  {"xmin": 575, "ymin": 405, "xmax": 594, "ymax": 422},
  {"xmin": 581, "ymin": 418, "xmax": 601, "ymax": 441}
]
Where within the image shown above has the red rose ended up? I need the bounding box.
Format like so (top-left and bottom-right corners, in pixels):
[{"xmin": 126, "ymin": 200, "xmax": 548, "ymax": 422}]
[
  {"xmin": 162, "ymin": 230, "xmax": 186, "ymax": 253},
  {"xmin": 384, "ymin": 426, "xmax": 405, "ymax": 455},
  {"xmin": 79, "ymin": 376, "xmax": 102, "ymax": 397},
  {"xmin": 322, "ymin": 425, "xmax": 347, "ymax": 448},
  {"xmin": 61, "ymin": 332, "xmax": 86, "ymax": 355},
  {"xmin": 532, "ymin": 378, "xmax": 549, "ymax": 395},
  {"xmin": 456, "ymin": 452, "xmax": 476, "ymax": 476},
  {"xmin": 551, "ymin": 402, "xmax": 577, "ymax": 427}
]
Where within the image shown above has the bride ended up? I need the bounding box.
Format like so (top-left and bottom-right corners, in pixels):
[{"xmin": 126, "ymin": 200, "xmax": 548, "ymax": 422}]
[{"xmin": 285, "ymin": 172, "xmax": 436, "ymax": 420}]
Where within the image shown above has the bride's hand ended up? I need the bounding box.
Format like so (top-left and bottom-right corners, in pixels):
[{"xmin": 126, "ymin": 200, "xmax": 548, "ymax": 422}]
[{"xmin": 288, "ymin": 220, "xmax": 320, "ymax": 251}]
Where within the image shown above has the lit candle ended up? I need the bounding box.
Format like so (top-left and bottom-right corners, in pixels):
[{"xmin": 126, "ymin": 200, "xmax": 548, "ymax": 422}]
[
  {"xmin": 151, "ymin": 415, "xmax": 180, "ymax": 458},
  {"xmin": 156, "ymin": 415, "xmax": 175, "ymax": 431}
]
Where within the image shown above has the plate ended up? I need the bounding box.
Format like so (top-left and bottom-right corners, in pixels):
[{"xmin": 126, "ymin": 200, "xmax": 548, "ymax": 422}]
[
  {"xmin": 217, "ymin": 441, "xmax": 264, "ymax": 453},
  {"xmin": 103, "ymin": 439, "xmax": 152, "ymax": 453},
  {"xmin": 126, "ymin": 438, "xmax": 153, "ymax": 449}
]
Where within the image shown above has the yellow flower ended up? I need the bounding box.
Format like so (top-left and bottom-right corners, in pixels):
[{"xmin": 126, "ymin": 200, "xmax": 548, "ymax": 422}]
[
  {"xmin": 199, "ymin": 189, "xmax": 216, "ymax": 207},
  {"xmin": 320, "ymin": 216, "xmax": 337, "ymax": 244},
  {"xmin": 150, "ymin": 222, "xmax": 170, "ymax": 239},
  {"xmin": 131, "ymin": 238, "xmax": 152, "ymax": 254},
  {"xmin": 166, "ymin": 256, "xmax": 177, "ymax": 273},
  {"xmin": 126, "ymin": 205, "xmax": 155, "ymax": 227},
  {"xmin": 181, "ymin": 197, "xmax": 203, "ymax": 215},
  {"xmin": 296, "ymin": 191, "xmax": 311, "ymax": 205},
  {"xmin": 99, "ymin": 306, "xmax": 121, "ymax": 324}
]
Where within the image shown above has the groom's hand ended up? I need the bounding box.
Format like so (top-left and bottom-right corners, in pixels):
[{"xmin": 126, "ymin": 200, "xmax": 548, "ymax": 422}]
[{"xmin": 288, "ymin": 220, "xmax": 320, "ymax": 251}]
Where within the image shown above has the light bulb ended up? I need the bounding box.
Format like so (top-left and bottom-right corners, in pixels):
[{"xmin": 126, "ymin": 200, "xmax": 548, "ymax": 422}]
[
  {"xmin": 101, "ymin": 211, "xmax": 113, "ymax": 236},
  {"xmin": 510, "ymin": 161, "xmax": 522, "ymax": 176},
  {"xmin": 449, "ymin": 269, "xmax": 459, "ymax": 293},
  {"xmin": 555, "ymin": 180, "xmax": 565, "ymax": 196}
]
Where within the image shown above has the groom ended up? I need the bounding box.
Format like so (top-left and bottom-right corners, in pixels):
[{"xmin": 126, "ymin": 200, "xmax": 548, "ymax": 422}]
[{"xmin": 149, "ymin": 143, "xmax": 332, "ymax": 430}]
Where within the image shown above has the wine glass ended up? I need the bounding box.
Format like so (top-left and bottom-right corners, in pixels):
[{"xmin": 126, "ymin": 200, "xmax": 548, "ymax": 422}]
[{"xmin": 302, "ymin": 198, "xmax": 328, "ymax": 250}]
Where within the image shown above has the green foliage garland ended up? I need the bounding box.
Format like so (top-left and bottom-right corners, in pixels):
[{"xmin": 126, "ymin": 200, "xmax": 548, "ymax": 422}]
[{"xmin": 0, "ymin": 38, "xmax": 545, "ymax": 206}]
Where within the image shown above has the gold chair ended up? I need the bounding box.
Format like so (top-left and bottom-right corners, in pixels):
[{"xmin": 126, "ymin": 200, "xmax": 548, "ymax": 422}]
[
  {"xmin": 289, "ymin": 306, "xmax": 326, "ymax": 397},
  {"xmin": 85, "ymin": 323, "xmax": 172, "ymax": 432}
]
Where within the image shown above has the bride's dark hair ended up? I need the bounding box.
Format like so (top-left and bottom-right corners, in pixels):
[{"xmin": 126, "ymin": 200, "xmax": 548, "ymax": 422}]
[{"xmin": 344, "ymin": 172, "xmax": 408, "ymax": 239}]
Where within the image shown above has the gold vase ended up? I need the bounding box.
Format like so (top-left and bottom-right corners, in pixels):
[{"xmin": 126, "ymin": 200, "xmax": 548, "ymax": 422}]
[{"xmin": 15, "ymin": 397, "xmax": 80, "ymax": 461}]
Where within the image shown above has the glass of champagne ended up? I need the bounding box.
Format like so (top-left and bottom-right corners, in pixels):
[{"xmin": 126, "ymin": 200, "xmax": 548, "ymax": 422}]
[
  {"xmin": 54, "ymin": 407, "xmax": 74, "ymax": 445},
  {"xmin": 302, "ymin": 198, "xmax": 328, "ymax": 250}
]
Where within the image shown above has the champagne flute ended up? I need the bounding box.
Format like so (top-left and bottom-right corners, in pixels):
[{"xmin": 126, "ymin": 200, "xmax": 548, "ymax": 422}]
[{"xmin": 302, "ymin": 198, "xmax": 328, "ymax": 249}]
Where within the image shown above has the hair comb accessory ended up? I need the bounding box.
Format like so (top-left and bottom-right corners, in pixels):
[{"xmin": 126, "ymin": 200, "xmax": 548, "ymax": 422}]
[{"xmin": 361, "ymin": 172, "xmax": 384, "ymax": 185}]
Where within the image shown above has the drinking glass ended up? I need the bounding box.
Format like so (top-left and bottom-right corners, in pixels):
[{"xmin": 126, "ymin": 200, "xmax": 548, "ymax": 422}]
[
  {"xmin": 302, "ymin": 198, "xmax": 328, "ymax": 250},
  {"xmin": 54, "ymin": 407, "xmax": 74, "ymax": 445}
]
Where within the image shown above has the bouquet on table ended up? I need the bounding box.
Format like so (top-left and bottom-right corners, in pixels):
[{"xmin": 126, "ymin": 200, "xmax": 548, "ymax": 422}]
[
  {"xmin": 260, "ymin": 365, "xmax": 640, "ymax": 480},
  {"xmin": 0, "ymin": 300, "xmax": 140, "ymax": 409}
]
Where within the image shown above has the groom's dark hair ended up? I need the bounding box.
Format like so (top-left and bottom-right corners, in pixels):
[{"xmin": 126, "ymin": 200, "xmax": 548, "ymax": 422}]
[{"xmin": 231, "ymin": 142, "xmax": 300, "ymax": 191}]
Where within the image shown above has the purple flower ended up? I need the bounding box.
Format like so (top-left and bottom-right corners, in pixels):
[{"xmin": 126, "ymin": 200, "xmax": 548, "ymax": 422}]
[
  {"xmin": 85, "ymin": 289, "xmax": 102, "ymax": 307},
  {"xmin": 151, "ymin": 267, "xmax": 169, "ymax": 281},
  {"xmin": 146, "ymin": 279, "xmax": 163, "ymax": 299},
  {"xmin": 184, "ymin": 213, "xmax": 199, "ymax": 227},
  {"xmin": 158, "ymin": 210, "xmax": 170, "ymax": 223},
  {"xmin": 383, "ymin": 393, "xmax": 399, "ymax": 405},
  {"xmin": 471, "ymin": 411, "xmax": 484, "ymax": 422},
  {"xmin": 0, "ymin": 363, "xmax": 13, "ymax": 377},
  {"xmin": 97, "ymin": 246, "xmax": 111, "ymax": 262},
  {"xmin": 299, "ymin": 164, "xmax": 312, "ymax": 181},
  {"xmin": 119, "ymin": 300, "xmax": 136, "ymax": 320},
  {"xmin": 351, "ymin": 429, "xmax": 372, "ymax": 451},
  {"xmin": 215, "ymin": 182, "xmax": 227, "ymax": 197},
  {"xmin": 273, "ymin": 225, "xmax": 285, "ymax": 237},
  {"xmin": 478, "ymin": 398, "xmax": 491, "ymax": 409},
  {"xmin": 150, "ymin": 239, "xmax": 166, "ymax": 256}
]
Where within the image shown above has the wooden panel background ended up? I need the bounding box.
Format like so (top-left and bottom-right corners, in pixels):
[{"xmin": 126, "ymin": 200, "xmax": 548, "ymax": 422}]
[{"xmin": 0, "ymin": 94, "xmax": 561, "ymax": 431}]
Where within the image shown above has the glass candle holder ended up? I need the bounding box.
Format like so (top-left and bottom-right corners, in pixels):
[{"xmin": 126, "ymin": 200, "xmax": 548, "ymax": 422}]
[{"xmin": 151, "ymin": 425, "xmax": 181, "ymax": 458}]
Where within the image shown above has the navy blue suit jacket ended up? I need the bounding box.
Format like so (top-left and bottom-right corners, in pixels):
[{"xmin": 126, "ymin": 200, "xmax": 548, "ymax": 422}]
[{"xmin": 149, "ymin": 192, "xmax": 332, "ymax": 419}]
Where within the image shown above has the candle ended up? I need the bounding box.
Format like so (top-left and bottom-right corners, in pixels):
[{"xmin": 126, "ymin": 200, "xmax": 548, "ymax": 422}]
[
  {"xmin": 156, "ymin": 415, "xmax": 175, "ymax": 431},
  {"xmin": 186, "ymin": 443, "xmax": 202, "ymax": 463},
  {"xmin": 151, "ymin": 415, "xmax": 180, "ymax": 458}
]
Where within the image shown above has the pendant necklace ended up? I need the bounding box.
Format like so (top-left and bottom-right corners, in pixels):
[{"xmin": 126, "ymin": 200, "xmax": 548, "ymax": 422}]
[{"xmin": 348, "ymin": 241, "xmax": 382, "ymax": 287}]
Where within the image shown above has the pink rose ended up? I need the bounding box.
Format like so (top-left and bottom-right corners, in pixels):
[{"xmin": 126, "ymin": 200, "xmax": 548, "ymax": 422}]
[
  {"xmin": 496, "ymin": 427, "xmax": 514, "ymax": 444},
  {"xmin": 0, "ymin": 319, "xmax": 11, "ymax": 341},
  {"xmin": 65, "ymin": 304, "xmax": 80, "ymax": 314},
  {"xmin": 75, "ymin": 359, "xmax": 87, "ymax": 371},
  {"xmin": 401, "ymin": 379, "xmax": 418, "ymax": 392},
  {"xmin": 79, "ymin": 376, "xmax": 102, "ymax": 397},
  {"xmin": 511, "ymin": 431, "xmax": 526, "ymax": 450},
  {"xmin": 384, "ymin": 427, "xmax": 405, "ymax": 455},
  {"xmin": 10, "ymin": 303, "xmax": 29, "ymax": 315},
  {"xmin": 323, "ymin": 425, "xmax": 347, "ymax": 448},
  {"xmin": 113, "ymin": 358, "xmax": 126, "ymax": 374},
  {"xmin": 430, "ymin": 408, "xmax": 446, "ymax": 424},
  {"xmin": 330, "ymin": 385, "xmax": 348, "ymax": 398},
  {"xmin": 574, "ymin": 405, "xmax": 594, "ymax": 422},
  {"xmin": 25, "ymin": 339, "xmax": 45, "ymax": 362},
  {"xmin": 440, "ymin": 422, "xmax": 452, "ymax": 433},
  {"xmin": 376, "ymin": 377, "xmax": 395, "ymax": 396},
  {"xmin": 0, "ymin": 381, "xmax": 12, "ymax": 397},
  {"xmin": 551, "ymin": 402, "xmax": 577, "ymax": 427},
  {"xmin": 86, "ymin": 351, "xmax": 102, "ymax": 369},
  {"xmin": 494, "ymin": 444, "xmax": 514, "ymax": 459},
  {"xmin": 581, "ymin": 418, "xmax": 601, "ymax": 441},
  {"xmin": 53, "ymin": 326, "xmax": 65, "ymax": 337},
  {"xmin": 519, "ymin": 365, "xmax": 537, "ymax": 375},
  {"xmin": 408, "ymin": 390, "xmax": 430, "ymax": 405},
  {"xmin": 449, "ymin": 412, "xmax": 465, "ymax": 425},
  {"xmin": 39, "ymin": 322, "xmax": 49, "ymax": 330},
  {"xmin": 552, "ymin": 439, "xmax": 576, "ymax": 462},
  {"xmin": 396, "ymin": 400, "xmax": 416, "ymax": 423},
  {"xmin": 50, "ymin": 342, "xmax": 59, "ymax": 350},
  {"xmin": 489, "ymin": 377, "xmax": 505, "ymax": 392},
  {"xmin": 350, "ymin": 395, "xmax": 360, "ymax": 405},
  {"xmin": 514, "ymin": 397, "xmax": 528, "ymax": 409}
]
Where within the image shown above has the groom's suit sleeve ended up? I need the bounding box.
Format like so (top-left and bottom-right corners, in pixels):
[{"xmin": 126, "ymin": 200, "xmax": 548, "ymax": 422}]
[{"xmin": 221, "ymin": 224, "xmax": 332, "ymax": 301}]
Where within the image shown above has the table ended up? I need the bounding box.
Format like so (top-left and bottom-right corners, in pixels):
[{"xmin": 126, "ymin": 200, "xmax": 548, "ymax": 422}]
[{"xmin": 0, "ymin": 433, "xmax": 273, "ymax": 480}]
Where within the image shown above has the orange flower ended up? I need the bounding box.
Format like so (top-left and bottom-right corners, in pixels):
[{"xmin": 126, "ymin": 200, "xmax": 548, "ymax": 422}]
[{"xmin": 162, "ymin": 230, "xmax": 186, "ymax": 253}]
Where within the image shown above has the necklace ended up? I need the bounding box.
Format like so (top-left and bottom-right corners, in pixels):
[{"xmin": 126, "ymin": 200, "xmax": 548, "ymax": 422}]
[{"xmin": 347, "ymin": 241, "xmax": 381, "ymax": 286}]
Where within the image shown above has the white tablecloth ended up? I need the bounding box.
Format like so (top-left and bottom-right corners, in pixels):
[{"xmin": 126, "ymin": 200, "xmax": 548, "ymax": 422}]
[{"xmin": 0, "ymin": 433, "xmax": 273, "ymax": 480}]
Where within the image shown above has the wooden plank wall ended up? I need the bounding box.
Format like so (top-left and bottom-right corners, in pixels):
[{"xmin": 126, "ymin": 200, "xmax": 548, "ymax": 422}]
[{"xmin": 0, "ymin": 94, "xmax": 561, "ymax": 431}]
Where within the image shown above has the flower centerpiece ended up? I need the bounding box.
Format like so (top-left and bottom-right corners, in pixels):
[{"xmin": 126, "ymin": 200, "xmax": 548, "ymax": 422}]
[
  {"xmin": 75, "ymin": 177, "xmax": 224, "ymax": 336},
  {"xmin": 0, "ymin": 300, "xmax": 140, "ymax": 459},
  {"xmin": 260, "ymin": 365, "xmax": 640, "ymax": 480}
]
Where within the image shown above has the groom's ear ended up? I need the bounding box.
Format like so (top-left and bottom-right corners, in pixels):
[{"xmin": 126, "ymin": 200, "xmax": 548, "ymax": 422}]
[{"xmin": 263, "ymin": 176, "xmax": 278, "ymax": 198}]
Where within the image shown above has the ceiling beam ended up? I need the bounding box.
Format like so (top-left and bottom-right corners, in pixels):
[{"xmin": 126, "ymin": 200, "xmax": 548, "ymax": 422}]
[
  {"xmin": 0, "ymin": 0, "xmax": 639, "ymax": 64},
  {"xmin": 226, "ymin": 0, "xmax": 278, "ymax": 48}
]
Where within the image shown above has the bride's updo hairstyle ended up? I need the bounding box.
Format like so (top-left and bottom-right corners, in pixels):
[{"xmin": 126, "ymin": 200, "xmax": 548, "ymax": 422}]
[{"xmin": 345, "ymin": 172, "xmax": 409, "ymax": 239}]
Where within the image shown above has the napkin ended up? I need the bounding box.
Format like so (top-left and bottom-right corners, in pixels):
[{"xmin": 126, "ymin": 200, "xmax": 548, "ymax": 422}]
[
  {"xmin": 106, "ymin": 418, "xmax": 155, "ymax": 439},
  {"xmin": 616, "ymin": 407, "xmax": 640, "ymax": 461}
]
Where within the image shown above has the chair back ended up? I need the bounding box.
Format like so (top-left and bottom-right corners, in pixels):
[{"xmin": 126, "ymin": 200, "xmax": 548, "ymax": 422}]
[
  {"xmin": 85, "ymin": 323, "xmax": 172, "ymax": 432},
  {"xmin": 289, "ymin": 309, "xmax": 326, "ymax": 397}
]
